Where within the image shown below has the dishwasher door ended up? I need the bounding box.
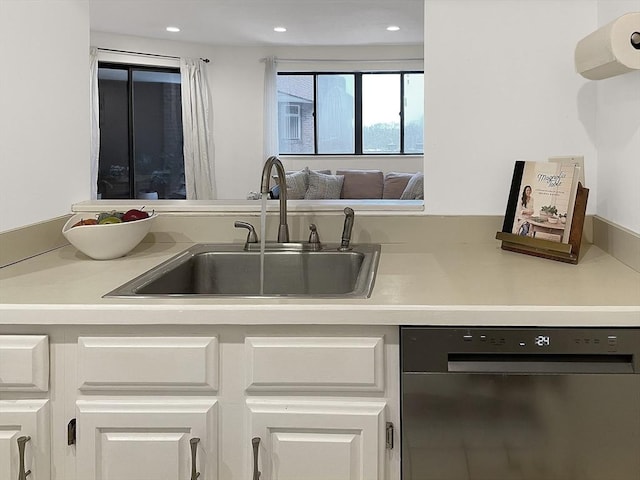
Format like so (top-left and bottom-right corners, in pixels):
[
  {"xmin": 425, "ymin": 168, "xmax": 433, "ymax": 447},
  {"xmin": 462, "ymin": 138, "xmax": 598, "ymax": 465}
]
[{"xmin": 401, "ymin": 327, "xmax": 640, "ymax": 480}]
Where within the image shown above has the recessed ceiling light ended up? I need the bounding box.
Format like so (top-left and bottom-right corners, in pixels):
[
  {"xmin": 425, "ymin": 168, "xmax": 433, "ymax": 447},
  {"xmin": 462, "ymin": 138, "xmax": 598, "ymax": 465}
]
[
  {"xmin": 166, "ymin": 26, "xmax": 180, "ymax": 33},
  {"xmin": 274, "ymin": 27, "xmax": 287, "ymax": 33},
  {"xmin": 386, "ymin": 25, "xmax": 400, "ymax": 32}
]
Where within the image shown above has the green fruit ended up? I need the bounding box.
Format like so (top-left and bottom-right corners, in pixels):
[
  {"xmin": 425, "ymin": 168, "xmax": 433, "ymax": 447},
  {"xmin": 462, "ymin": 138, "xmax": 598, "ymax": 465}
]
[
  {"xmin": 98, "ymin": 216, "xmax": 122, "ymax": 225},
  {"xmin": 97, "ymin": 211, "xmax": 124, "ymax": 223}
]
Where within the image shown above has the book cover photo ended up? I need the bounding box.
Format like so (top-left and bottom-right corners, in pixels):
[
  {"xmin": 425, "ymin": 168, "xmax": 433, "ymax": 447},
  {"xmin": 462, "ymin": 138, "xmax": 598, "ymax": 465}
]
[{"xmin": 502, "ymin": 160, "xmax": 580, "ymax": 243}]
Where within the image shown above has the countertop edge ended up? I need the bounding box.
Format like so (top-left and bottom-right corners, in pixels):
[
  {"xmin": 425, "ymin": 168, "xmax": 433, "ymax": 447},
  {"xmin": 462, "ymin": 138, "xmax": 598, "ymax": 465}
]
[{"xmin": 1, "ymin": 304, "xmax": 639, "ymax": 326}]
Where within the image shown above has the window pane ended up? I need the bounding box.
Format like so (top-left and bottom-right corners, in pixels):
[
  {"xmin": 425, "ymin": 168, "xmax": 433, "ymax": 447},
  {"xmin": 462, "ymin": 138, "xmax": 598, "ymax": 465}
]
[
  {"xmin": 132, "ymin": 69, "xmax": 185, "ymax": 199},
  {"xmin": 277, "ymin": 75, "xmax": 314, "ymax": 154},
  {"xmin": 404, "ymin": 73, "xmax": 424, "ymax": 154},
  {"xmin": 362, "ymin": 73, "xmax": 400, "ymax": 154},
  {"xmin": 97, "ymin": 67, "xmax": 130, "ymax": 198},
  {"xmin": 317, "ymin": 74, "xmax": 354, "ymax": 154}
]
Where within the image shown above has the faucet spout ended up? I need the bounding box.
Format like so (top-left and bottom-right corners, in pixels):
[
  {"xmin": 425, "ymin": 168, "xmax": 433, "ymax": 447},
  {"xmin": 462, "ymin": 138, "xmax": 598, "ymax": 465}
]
[{"xmin": 260, "ymin": 155, "xmax": 289, "ymax": 242}]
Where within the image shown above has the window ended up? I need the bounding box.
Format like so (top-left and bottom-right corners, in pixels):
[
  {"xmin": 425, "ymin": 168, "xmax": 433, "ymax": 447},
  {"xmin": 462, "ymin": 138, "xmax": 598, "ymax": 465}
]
[
  {"xmin": 282, "ymin": 104, "xmax": 301, "ymax": 140},
  {"xmin": 277, "ymin": 71, "xmax": 423, "ymax": 155},
  {"xmin": 97, "ymin": 63, "xmax": 186, "ymax": 199}
]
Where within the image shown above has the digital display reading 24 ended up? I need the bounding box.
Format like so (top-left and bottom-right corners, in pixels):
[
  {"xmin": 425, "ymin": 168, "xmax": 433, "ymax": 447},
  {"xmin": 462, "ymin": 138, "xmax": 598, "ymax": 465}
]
[{"xmin": 535, "ymin": 335, "xmax": 551, "ymax": 347}]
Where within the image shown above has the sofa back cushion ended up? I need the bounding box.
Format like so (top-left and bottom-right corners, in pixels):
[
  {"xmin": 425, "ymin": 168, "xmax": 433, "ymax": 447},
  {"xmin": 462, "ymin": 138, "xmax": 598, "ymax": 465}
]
[
  {"xmin": 383, "ymin": 172, "xmax": 414, "ymax": 199},
  {"xmin": 336, "ymin": 169, "xmax": 384, "ymax": 199}
]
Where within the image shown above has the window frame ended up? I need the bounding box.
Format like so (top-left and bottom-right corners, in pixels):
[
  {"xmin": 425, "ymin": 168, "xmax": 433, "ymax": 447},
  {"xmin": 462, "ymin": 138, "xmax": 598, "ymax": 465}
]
[
  {"xmin": 97, "ymin": 62, "xmax": 183, "ymax": 199},
  {"xmin": 277, "ymin": 70, "xmax": 424, "ymax": 156}
]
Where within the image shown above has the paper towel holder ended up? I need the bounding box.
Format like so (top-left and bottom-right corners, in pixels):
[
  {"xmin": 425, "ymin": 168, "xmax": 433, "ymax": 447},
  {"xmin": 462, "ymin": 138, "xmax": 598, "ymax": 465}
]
[{"xmin": 575, "ymin": 12, "xmax": 640, "ymax": 80}]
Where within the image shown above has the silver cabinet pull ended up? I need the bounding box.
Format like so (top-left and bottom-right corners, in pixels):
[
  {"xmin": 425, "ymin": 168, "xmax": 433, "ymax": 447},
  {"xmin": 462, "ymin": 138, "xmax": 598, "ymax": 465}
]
[
  {"xmin": 17, "ymin": 436, "xmax": 31, "ymax": 480},
  {"xmin": 252, "ymin": 437, "xmax": 261, "ymax": 480},
  {"xmin": 190, "ymin": 437, "xmax": 201, "ymax": 480}
]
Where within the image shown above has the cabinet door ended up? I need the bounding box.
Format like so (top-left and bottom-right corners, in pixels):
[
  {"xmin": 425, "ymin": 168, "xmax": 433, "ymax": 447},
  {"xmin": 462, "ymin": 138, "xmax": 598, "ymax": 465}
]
[
  {"xmin": 0, "ymin": 399, "xmax": 50, "ymax": 480},
  {"xmin": 76, "ymin": 400, "xmax": 217, "ymax": 480},
  {"xmin": 247, "ymin": 399, "xmax": 386, "ymax": 480}
]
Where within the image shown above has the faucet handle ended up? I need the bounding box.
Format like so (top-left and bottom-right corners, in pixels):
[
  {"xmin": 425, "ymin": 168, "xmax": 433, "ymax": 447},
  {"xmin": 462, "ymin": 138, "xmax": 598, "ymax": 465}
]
[{"xmin": 234, "ymin": 221, "xmax": 258, "ymax": 244}]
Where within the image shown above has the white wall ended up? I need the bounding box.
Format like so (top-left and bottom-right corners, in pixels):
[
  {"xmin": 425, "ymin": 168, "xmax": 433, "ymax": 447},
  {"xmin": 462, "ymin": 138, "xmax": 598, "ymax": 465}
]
[
  {"xmin": 90, "ymin": 32, "xmax": 424, "ymax": 200},
  {"xmin": 595, "ymin": 1, "xmax": 640, "ymax": 233},
  {"xmin": 424, "ymin": 0, "xmax": 600, "ymax": 217},
  {"xmin": 0, "ymin": 0, "xmax": 90, "ymax": 232},
  {"xmin": 2, "ymin": 1, "xmax": 637, "ymax": 234}
]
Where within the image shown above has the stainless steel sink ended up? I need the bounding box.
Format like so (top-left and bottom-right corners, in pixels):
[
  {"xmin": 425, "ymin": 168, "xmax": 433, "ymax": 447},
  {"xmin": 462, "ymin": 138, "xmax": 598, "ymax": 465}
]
[{"xmin": 105, "ymin": 243, "xmax": 380, "ymax": 298}]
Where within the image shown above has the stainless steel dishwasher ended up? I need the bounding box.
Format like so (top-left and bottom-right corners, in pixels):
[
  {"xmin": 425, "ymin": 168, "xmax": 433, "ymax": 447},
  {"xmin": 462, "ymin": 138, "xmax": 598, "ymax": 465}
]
[{"xmin": 401, "ymin": 327, "xmax": 640, "ymax": 480}]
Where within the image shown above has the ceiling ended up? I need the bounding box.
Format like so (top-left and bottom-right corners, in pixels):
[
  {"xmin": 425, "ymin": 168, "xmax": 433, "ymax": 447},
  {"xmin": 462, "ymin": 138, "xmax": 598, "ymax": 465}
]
[{"xmin": 89, "ymin": 0, "xmax": 424, "ymax": 46}]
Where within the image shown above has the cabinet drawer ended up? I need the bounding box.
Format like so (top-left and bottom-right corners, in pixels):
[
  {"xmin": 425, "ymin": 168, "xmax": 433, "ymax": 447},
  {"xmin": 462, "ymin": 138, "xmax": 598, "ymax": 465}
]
[
  {"xmin": 0, "ymin": 335, "xmax": 49, "ymax": 392},
  {"xmin": 78, "ymin": 336, "xmax": 218, "ymax": 391},
  {"xmin": 245, "ymin": 336, "xmax": 384, "ymax": 392}
]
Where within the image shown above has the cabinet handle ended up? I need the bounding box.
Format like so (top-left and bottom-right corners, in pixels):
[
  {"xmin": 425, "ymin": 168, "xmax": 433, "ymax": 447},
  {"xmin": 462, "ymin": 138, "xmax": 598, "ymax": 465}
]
[
  {"xmin": 190, "ymin": 437, "xmax": 201, "ymax": 480},
  {"xmin": 17, "ymin": 436, "xmax": 32, "ymax": 480},
  {"xmin": 252, "ymin": 437, "xmax": 261, "ymax": 480}
]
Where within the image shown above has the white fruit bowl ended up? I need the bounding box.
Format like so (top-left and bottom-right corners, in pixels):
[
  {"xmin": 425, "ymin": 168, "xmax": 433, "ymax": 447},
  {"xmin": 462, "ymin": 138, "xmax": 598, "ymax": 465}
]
[{"xmin": 62, "ymin": 213, "xmax": 156, "ymax": 260}]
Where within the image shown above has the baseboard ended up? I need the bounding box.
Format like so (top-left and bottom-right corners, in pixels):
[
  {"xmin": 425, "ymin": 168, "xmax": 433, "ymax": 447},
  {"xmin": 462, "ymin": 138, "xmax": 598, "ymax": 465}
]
[
  {"xmin": 592, "ymin": 216, "xmax": 640, "ymax": 273},
  {"xmin": 0, "ymin": 215, "xmax": 71, "ymax": 268}
]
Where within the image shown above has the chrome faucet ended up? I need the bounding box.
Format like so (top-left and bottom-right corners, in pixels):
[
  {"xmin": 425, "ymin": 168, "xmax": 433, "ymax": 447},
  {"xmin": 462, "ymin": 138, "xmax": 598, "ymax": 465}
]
[
  {"xmin": 340, "ymin": 207, "xmax": 355, "ymax": 251},
  {"xmin": 260, "ymin": 155, "xmax": 289, "ymax": 242}
]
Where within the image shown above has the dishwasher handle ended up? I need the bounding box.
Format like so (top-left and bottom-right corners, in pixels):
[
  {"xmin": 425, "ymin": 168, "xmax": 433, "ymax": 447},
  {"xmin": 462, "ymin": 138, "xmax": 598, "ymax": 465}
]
[{"xmin": 448, "ymin": 353, "xmax": 635, "ymax": 374}]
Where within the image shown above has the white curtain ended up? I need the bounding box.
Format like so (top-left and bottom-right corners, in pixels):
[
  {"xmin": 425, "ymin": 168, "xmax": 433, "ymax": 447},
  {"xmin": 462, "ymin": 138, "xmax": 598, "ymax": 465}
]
[
  {"xmin": 89, "ymin": 47, "xmax": 100, "ymax": 199},
  {"xmin": 263, "ymin": 56, "xmax": 279, "ymax": 159},
  {"xmin": 180, "ymin": 58, "xmax": 215, "ymax": 199}
]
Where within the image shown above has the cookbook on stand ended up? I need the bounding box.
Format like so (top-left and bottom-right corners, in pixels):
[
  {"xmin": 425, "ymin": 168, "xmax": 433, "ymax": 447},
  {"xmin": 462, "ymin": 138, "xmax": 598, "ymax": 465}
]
[{"xmin": 502, "ymin": 160, "xmax": 581, "ymax": 244}]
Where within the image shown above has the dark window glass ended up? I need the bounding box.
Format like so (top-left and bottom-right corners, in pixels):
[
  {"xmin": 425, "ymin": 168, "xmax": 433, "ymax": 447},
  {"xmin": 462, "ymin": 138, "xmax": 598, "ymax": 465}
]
[{"xmin": 97, "ymin": 64, "xmax": 185, "ymax": 199}]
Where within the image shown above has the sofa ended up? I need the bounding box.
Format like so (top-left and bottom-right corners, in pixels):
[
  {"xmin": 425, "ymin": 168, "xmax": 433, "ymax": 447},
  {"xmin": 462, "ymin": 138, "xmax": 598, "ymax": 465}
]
[{"xmin": 270, "ymin": 167, "xmax": 423, "ymax": 200}]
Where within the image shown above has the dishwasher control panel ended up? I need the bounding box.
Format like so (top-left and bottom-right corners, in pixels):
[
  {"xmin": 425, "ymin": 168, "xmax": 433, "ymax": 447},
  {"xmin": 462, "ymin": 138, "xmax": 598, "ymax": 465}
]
[
  {"xmin": 459, "ymin": 330, "xmax": 618, "ymax": 351},
  {"xmin": 401, "ymin": 327, "xmax": 640, "ymax": 373}
]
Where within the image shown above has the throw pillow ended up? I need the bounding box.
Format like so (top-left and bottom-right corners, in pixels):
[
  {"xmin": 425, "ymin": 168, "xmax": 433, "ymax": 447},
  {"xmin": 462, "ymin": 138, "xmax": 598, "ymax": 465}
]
[
  {"xmin": 400, "ymin": 172, "xmax": 424, "ymax": 200},
  {"xmin": 336, "ymin": 169, "xmax": 384, "ymax": 199},
  {"xmin": 305, "ymin": 171, "xmax": 345, "ymax": 199},
  {"xmin": 277, "ymin": 168, "xmax": 308, "ymax": 199},
  {"xmin": 271, "ymin": 167, "xmax": 330, "ymax": 199},
  {"xmin": 383, "ymin": 172, "xmax": 414, "ymax": 199}
]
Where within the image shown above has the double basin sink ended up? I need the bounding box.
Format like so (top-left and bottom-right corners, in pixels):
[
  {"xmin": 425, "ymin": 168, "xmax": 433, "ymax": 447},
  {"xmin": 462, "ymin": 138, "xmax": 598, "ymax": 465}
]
[{"xmin": 106, "ymin": 243, "xmax": 381, "ymax": 299}]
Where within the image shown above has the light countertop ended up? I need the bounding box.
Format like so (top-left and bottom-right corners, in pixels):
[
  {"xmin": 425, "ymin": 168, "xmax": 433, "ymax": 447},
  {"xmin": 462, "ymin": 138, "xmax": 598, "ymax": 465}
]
[{"xmin": 1, "ymin": 234, "xmax": 638, "ymax": 327}]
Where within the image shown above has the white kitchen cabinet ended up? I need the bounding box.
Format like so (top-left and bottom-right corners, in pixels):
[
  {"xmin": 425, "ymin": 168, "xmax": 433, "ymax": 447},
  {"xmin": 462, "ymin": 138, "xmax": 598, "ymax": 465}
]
[
  {"xmin": 0, "ymin": 327, "xmax": 399, "ymax": 480},
  {"xmin": 0, "ymin": 399, "xmax": 51, "ymax": 480},
  {"xmin": 74, "ymin": 335, "xmax": 220, "ymax": 480},
  {"xmin": 0, "ymin": 335, "xmax": 50, "ymax": 480},
  {"xmin": 247, "ymin": 399, "xmax": 387, "ymax": 480},
  {"xmin": 75, "ymin": 400, "xmax": 218, "ymax": 480}
]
